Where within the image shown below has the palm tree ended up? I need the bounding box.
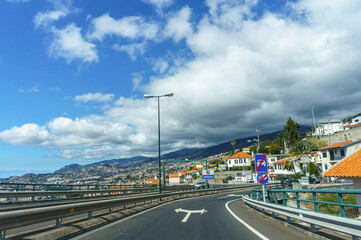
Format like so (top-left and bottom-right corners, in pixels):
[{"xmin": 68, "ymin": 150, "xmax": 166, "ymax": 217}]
[
  {"xmin": 231, "ymin": 140, "xmax": 236, "ymax": 154},
  {"xmin": 282, "ymin": 160, "xmax": 294, "ymax": 171}
]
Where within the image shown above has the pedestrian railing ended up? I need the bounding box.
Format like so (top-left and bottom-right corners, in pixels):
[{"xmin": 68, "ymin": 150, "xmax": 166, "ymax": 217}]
[
  {"xmin": 245, "ymin": 188, "xmax": 361, "ymax": 240},
  {"xmin": 251, "ymin": 188, "xmax": 361, "ymax": 218}
]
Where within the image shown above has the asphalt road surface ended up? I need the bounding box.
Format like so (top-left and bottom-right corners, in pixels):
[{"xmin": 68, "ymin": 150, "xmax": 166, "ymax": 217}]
[{"xmin": 72, "ymin": 191, "xmax": 318, "ymax": 240}]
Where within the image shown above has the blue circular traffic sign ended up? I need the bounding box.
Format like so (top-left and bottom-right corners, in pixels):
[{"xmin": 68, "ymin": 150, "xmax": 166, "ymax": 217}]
[{"xmin": 257, "ymin": 173, "xmax": 269, "ymax": 184}]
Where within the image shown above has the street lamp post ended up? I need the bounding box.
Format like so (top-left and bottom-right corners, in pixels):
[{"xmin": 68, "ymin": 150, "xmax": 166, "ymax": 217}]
[
  {"xmin": 144, "ymin": 92, "xmax": 174, "ymax": 194},
  {"xmin": 256, "ymin": 129, "xmax": 260, "ymax": 153}
]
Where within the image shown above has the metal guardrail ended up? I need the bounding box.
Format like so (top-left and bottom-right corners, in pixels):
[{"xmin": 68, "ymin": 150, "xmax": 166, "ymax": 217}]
[
  {"xmin": 0, "ymin": 184, "xmax": 254, "ymax": 239},
  {"xmin": 243, "ymin": 195, "xmax": 361, "ymax": 240},
  {"xmin": 251, "ymin": 188, "xmax": 361, "ymax": 218},
  {"xmin": 0, "ymin": 182, "xmax": 146, "ymax": 191},
  {"xmin": 0, "ymin": 185, "xmax": 195, "ymax": 203}
]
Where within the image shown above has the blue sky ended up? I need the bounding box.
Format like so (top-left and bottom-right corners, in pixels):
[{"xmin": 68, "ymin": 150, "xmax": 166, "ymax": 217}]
[{"xmin": 1, "ymin": 0, "xmax": 361, "ymax": 177}]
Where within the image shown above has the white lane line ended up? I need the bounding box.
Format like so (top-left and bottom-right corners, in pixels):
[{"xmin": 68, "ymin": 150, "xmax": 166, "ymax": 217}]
[{"xmin": 225, "ymin": 198, "xmax": 270, "ymax": 240}]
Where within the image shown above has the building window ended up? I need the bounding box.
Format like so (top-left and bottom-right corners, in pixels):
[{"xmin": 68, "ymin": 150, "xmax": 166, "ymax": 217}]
[
  {"xmin": 235, "ymin": 159, "xmax": 238, "ymax": 164},
  {"xmin": 322, "ymin": 152, "xmax": 327, "ymax": 158},
  {"xmin": 340, "ymin": 149, "xmax": 345, "ymax": 157},
  {"xmin": 229, "ymin": 160, "xmax": 231, "ymax": 165},
  {"xmin": 335, "ymin": 150, "xmax": 338, "ymax": 154}
]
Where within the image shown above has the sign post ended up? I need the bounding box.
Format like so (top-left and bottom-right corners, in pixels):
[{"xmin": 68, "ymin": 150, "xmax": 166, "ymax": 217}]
[
  {"xmin": 202, "ymin": 169, "xmax": 214, "ymax": 189},
  {"xmin": 255, "ymin": 154, "xmax": 268, "ymax": 203}
]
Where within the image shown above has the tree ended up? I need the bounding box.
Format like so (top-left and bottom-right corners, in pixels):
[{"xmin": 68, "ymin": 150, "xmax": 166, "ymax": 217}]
[
  {"xmin": 345, "ymin": 115, "xmax": 352, "ymax": 123},
  {"xmin": 284, "ymin": 117, "xmax": 300, "ymax": 145},
  {"xmin": 192, "ymin": 173, "xmax": 198, "ymax": 180},
  {"xmin": 269, "ymin": 141, "xmax": 281, "ymax": 154},
  {"xmin": 258, "ymin": 141, "xmax": 269, "ymax": 154},
  {"xmin": 231, "ymin": 140, "xmax": 236, "ymax": 154},
  {"xmin": 308, "ymin": 162, "xmax": 320, "ymax": 176},
  {"xmin": 250, "ymin": 146, "xmax": 258, "ymax": 155},
  {"xmin": 282, "ymin": 160, "xmax": 294, "ymax": 171},
  {"xmin": 290, "ymin": 141, "xmax": 308, "ymax": 156},
  {"xmin": 306, "ymin": 138, "xmax": 327, "ymax": 150}
]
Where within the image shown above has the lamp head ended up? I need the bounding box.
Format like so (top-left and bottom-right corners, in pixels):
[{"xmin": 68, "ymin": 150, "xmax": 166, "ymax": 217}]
[
  {"xmin": 144, "ymin": 94, "xmax": 154, "ymax": 99},
  {"xmin": 164, "ymin": 92, "xmax": 174, "ymax": 97}
]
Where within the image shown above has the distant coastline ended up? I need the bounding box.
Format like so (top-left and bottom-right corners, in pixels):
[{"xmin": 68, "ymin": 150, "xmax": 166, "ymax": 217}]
[{"xmin": 0, "ymin": 170, "xmax": 51, "ymax": 179}]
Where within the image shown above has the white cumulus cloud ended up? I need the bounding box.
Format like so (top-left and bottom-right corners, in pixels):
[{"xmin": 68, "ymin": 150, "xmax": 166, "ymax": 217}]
[
  {"xmin": 49, "ymin": 24, "xmax": 98, "ymax": 63},
  {"xmin": 74, "ymin": 93, "xmax": 115, "ymax": 103},
  {"xmin": 87, "ymin": 14, "xmax": 159, "ymax": 41}
]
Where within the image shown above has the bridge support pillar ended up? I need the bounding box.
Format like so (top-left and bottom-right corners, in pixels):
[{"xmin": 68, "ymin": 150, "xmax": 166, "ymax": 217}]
[
  {"xmin": 310, "ymin": 224, "xmax": 318, "ymax": 232},
  {"xmin": 55, "ymin": 218, "xmax": 62, "ymax": 227},
  {"xmin": 272, "ymin": 212, "xmax": 276, "ymax": 217},
  {"xmin": 286, "ymin": 216, "xmax": 292, "ymax": 223},
  {"xmin": 0, "ymin": 230, "xmax": 5, "ymax": 240},
  {"xmin": 352, "ymin": 236, "xmax": 360, "ymax": 240},
  {"xmin": 88, "ymin": 212, "xmax": 93, "ymax": 219},
  {"xmin": 108, "ymin": 208, "xmax": 113, "ymax": 214}
]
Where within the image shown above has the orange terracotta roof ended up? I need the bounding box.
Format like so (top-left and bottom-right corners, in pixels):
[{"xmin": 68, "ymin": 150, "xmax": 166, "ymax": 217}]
[
  {"xmin": 348, "ymin": 123, "xmax": 361, "ymax": 128},
  {"xmin": 273, "ymin": 157, "xmax": 296, "ymax": 164},
  {"xmin": 209, "ymin": 164, "xmax": 216, "ymax": 167},
  {"xmin": 229, "ymin": 152, "xmax": 253, "ymax": 159},
  {"xmin": 169, "ymin": 174, "xmax": 180, "ymax": 178},
  {"xmin": 319, "ymin": 140, "xmax": 352, "ymax": 150},
  {"xmin": 323, "ymin": 148, "xmax": 361, "ymax": 178},
  {"xmin": 186, "ymin": 170, "xmax": 198, "ymax": 174},
  {"xmin": 180, "ymin": 172, "xmax": 186, "ymax": 175}
]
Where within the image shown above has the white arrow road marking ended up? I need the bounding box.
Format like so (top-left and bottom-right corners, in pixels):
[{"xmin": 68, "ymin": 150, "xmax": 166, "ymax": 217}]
[{"xmin": 174, "ymin": 208, "xmax": 208, "ymax": 223}]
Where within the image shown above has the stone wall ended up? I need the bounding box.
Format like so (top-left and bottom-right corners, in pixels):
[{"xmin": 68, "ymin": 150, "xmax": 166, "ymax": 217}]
[{"xmin": 321, "ymin": 127, "xmax": 361, "ymax": 145}]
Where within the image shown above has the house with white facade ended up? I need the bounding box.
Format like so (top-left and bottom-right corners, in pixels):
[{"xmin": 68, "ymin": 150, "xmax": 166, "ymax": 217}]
[
  {"xmin": 271, "ymin": 157, "xmax": 312, "ymax": 175},
  {"xmin": 267, "ymin": 154, "xmax": 289, "ymax": 164},
  {"xmin": 319, "ymin": 139, "xmax": 361, "ymax": 173},
  {"xmin": 169, "ymin": 173, "xmax": 184, "ymax": 185},
  {"xmin": 227, "ymin": 152, "xmax": 253, "ymax": 169},
  {"xmin": 352, "ymin": 116, "xmax": 361, "ymax": 124},
  {"xmin": 315, "ymin": 119, "xmax": 344, "ymax": 136}
]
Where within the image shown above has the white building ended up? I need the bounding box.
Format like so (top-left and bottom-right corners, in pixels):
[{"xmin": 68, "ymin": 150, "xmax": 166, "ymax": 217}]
[
  {"xmin": 315, "ymin": 119, "xmax": 344, "ymax": 136},
  {"xmin": 271, "ymin": 157, "xmax": 312, "ymax": 175},
  {"xmin": 227, "ymin": 152, "xmax": 253, "ymax": 169},
  {"xmin": 352, "ymin": 116, "xmax": 361, "ymax": 124},
  {"xmin": 319, "ymin": 139, "xmax": 361, "ymax": 173},
  {"xmin": 169, "ymin": 173, "xmax": 184, "ymax": 185}
]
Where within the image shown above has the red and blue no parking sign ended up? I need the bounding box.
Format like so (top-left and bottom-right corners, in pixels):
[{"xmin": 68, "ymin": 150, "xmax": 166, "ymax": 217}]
[{"xmin": 257, "ymin": 172, "xmax": 269, "ymax": 184}]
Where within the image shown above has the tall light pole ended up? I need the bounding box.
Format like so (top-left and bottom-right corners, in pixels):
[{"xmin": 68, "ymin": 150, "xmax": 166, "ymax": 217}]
[
  {"xmin": 256, "ymin": 129, "xmax": 260, "ymax": 153},
  {"xmin": 144, "ymin": 92, "xmax": 174, "ymax": 194},
  {"xmin": 312, "ymin": 106, "xmax": 319, "ymax": 138}
]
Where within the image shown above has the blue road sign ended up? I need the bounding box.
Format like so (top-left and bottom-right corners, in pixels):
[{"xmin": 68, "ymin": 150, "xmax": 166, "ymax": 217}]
[
  {"xmin": 202, "ymin": 169, "xmax": 214, "ymax": 179},
  {"xmin": 257, "ymin": 173, "xmax": 269, "ymax": 184},
  {"xmin": 202, "ymin": 175, "xmax": 215, "ymax": 180},
  {"xmin": 255, "ymin": 154, "xmax": 268, "ymax": 172}
]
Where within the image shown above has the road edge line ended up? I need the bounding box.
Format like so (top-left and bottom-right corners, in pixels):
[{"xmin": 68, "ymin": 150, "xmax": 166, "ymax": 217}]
[{"xmin": 225, "ymin": 198, "xmax": 270, "ymax": 240}]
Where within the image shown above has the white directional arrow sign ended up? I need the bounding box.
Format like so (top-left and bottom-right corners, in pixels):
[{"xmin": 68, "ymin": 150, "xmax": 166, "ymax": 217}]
[{"xmin": 174, "ymin": 208, "xmax": 208, "ymax": 223}]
